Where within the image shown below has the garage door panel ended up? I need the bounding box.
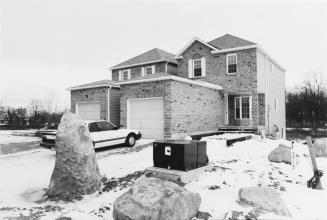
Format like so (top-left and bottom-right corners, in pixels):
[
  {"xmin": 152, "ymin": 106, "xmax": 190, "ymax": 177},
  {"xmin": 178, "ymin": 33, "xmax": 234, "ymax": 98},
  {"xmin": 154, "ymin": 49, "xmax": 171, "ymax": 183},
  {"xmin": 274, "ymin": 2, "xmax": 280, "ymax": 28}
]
[
  {"xmin": 77, "ymin": 103, "xmax": 100, "ymax": 120},
  {"xmin": 128, "ymin": 98, "xmax": 164, "ymax": 139}
]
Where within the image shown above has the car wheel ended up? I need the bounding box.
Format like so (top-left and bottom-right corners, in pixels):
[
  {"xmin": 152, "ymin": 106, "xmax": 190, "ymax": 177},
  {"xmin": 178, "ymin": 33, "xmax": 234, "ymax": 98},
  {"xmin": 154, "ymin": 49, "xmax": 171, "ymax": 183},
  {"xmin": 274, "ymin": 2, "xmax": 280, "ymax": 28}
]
[{"xmin": 126, "ymin": 134, "xmax": 136, "ymax": 147}]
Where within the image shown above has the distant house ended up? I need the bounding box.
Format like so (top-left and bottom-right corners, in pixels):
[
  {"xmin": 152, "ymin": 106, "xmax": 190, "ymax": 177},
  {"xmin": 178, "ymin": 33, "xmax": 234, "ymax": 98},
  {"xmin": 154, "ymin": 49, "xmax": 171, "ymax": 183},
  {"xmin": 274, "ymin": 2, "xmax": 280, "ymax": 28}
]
[{"xmin": 68, "ymin": 34, "xmax": 286, "ymax": 140}]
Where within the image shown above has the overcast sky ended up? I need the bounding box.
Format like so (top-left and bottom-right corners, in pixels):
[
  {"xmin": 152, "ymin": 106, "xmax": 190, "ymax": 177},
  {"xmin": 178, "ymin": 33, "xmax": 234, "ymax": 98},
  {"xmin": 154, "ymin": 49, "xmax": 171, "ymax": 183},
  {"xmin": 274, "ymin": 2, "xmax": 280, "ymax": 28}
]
[{"xmin": 1, "ymin": 0, "xmax": 327, "ymax": 110}]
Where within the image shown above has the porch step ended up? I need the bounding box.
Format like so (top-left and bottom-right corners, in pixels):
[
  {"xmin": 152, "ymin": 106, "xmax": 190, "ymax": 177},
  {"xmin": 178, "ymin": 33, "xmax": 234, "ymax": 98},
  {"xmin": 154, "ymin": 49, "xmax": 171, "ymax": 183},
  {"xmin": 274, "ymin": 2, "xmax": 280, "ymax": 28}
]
[{"xmin": 219, "ymin": 126, "xmax": 257, "ymax": 133}]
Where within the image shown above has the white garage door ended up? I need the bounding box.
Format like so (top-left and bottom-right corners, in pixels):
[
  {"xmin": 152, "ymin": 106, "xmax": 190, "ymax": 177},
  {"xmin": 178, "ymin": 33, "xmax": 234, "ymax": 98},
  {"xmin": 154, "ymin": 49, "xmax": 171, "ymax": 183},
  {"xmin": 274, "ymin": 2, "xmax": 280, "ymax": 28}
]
[
  {"xmin": 128, "ymin": 98, "xmax": 164, "ymax": 140},
  {"xmin": 77, "ymin": 102, "xmax": 101, "ymax": 120}
]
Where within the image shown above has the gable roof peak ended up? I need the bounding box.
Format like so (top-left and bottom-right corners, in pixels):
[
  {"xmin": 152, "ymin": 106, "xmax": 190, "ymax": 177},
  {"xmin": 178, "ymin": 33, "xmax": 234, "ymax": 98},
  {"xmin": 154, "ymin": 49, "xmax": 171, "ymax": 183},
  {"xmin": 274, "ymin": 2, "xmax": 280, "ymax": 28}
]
[{"xmin": 208, "ymin": 34, "xmax": 256, "ymax": 50}]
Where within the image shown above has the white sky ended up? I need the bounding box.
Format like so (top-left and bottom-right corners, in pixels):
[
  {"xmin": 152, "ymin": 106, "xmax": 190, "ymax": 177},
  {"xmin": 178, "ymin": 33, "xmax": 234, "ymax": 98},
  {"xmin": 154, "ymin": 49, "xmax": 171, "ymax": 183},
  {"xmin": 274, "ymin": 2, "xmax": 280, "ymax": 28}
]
[{"xmin": 1, "ymin": 0, "xmax": 327, "ymax": 109}]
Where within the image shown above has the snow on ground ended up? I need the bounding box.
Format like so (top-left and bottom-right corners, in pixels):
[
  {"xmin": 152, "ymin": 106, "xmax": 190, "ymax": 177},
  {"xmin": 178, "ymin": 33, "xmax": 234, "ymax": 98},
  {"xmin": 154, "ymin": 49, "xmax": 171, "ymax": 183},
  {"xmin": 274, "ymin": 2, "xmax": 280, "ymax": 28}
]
[
  {"xmin": 0, "ymin": 130, "xmax": 39, "ymax": 145},
  {"xmin": 1, "ymin": 134, "xmax": 327, "ymax": 220},
  {"xmin": 0, "ymin": 130, "xmax": 41, "ymax": 155}
]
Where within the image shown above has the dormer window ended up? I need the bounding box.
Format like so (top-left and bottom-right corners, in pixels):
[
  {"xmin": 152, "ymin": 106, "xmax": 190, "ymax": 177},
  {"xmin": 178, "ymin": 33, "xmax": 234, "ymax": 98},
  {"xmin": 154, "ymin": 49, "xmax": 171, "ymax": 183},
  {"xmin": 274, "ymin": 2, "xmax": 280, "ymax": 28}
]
[{"xmin": 227, "ymin": 54, "xmax": 237, "ymax": 74}]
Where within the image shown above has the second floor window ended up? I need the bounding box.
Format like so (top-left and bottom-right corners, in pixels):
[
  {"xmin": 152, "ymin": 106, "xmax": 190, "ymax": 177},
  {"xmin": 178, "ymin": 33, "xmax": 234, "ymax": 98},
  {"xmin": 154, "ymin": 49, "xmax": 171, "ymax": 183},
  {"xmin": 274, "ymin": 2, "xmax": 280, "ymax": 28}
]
[
  {"xmin": 145, "ymin": 66, "xmax": 153, "ymax": 75},
  {"xmin": 193, "ymin": 59, "xmax": 202, "ymax": 77},
  {"xmin": 227, "ymin": 54, "xmax": 237, "ymax": 74},
  {"xmin": 122, "ymin": 70, "xmax": 129, "ymax": 80},
  {"xmin": 120, "ymin": 69, "xmax": 130, "ymax": 81}
]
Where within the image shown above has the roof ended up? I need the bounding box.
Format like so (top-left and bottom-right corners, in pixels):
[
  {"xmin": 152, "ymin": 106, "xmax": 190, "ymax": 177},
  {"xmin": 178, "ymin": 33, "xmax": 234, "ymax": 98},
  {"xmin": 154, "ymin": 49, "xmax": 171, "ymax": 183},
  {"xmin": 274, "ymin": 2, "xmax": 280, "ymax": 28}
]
[
  {"xmin": 208, "ymin": 34, "xmax": 256, "ymax": 49},
  {"xmin": 115, "ymin": 73, "xmax": 223, "ymax": 91},
  {"xmin": 110, "ymin": 48, "xmax": 176, "ymax": 70},
  {"xmin": 67, "ymin": 79, "xmax": 119, "ymax": 91}
]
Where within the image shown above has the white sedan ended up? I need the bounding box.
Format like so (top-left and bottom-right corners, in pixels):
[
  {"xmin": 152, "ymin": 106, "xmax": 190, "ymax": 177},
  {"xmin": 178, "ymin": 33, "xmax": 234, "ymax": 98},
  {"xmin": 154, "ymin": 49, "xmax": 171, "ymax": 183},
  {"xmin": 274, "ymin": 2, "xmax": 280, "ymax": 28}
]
[{"xmin": 40, "ymin": 120, "xmax": 142, "ymax": 149}]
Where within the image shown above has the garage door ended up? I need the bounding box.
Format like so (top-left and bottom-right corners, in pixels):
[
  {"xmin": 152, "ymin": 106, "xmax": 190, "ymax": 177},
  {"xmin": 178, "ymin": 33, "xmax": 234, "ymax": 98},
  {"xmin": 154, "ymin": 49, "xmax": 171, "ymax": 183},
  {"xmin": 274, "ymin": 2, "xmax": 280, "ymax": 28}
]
[
  {"xmin": 77, "ymin": 102, "xmax": 101, "ymax": 120},
  {"xmin": 128, "ymin": 98, "xmax": 164, "ymax": 139}
]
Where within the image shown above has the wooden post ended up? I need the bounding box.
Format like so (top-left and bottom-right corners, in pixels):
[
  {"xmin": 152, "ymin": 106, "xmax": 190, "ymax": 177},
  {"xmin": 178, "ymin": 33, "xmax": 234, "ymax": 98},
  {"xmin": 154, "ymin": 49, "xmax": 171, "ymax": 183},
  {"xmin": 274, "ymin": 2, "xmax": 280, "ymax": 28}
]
[{"xmin": 306, "ymin": 136, "xmax": 318, "ymax": 172}]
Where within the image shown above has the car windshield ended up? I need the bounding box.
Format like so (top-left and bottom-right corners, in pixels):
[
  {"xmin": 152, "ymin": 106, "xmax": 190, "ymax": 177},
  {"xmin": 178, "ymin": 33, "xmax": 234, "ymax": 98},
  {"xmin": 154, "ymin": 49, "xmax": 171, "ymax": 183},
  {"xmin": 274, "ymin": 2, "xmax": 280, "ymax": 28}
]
[{"xmin": 88, "ymin": 121, "xmax": 117, "ymax": 132}]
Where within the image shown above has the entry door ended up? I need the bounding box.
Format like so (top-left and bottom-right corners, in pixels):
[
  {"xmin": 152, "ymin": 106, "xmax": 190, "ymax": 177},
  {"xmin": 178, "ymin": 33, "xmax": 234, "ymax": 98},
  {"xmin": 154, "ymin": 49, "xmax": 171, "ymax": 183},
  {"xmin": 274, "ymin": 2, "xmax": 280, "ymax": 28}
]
[{"xmin": 128, "ymin": 98, "xmax": 164, "ymax": 139}]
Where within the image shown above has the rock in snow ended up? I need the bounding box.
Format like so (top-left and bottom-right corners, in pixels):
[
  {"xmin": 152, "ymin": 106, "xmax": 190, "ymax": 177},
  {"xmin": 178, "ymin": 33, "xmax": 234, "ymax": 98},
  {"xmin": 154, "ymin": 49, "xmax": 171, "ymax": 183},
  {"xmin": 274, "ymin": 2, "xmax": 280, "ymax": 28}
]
[
  {"xmin": 113, "ymin": 177, "xmax": 201, "ymax": 220},
  {"xmin": 238, "ymin": 186, "xmax": 291, "ymax": 217},
  {"xmin": 313, "ymin": 138, "xmax": 327, "ymax": 157},
  {"xmin": 47, "ymin": 112, "xmax": 101, "ymax": 199},
  {"xmin": 268, "ymin": 144, "xmax": 292, "ymax": 164}
]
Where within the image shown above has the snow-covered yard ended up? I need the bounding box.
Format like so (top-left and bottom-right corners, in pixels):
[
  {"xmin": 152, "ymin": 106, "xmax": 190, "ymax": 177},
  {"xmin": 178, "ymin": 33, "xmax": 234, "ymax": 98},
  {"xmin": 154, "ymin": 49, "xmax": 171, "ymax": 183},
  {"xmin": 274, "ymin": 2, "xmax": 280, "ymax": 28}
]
[
  {"xmin": 0, "ymin": 130, "xmax": 41, "ymax": 155},
  {"xmin": 1, "ymin": 134, "xmax": 327, "ymax": 220}
]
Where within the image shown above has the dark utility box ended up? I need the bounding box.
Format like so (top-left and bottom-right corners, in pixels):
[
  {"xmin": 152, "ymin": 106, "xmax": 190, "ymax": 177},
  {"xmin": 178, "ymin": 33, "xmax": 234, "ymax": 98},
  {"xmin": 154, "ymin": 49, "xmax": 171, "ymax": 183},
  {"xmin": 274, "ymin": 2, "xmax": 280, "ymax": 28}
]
[{"xmin": 153, "ymin": 140, "xmax": 207, "ymax": 171}]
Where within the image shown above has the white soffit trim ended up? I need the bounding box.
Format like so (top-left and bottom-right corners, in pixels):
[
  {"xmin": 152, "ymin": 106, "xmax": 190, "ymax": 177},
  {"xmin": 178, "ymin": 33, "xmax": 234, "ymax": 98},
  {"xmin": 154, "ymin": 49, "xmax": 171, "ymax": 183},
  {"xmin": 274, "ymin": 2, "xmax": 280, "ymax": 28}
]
[
  {"xmin": 174, "ymin": 37, "xmax": 219, "ymax": 59},
  {"xmin": 115, "ymin": 75, "xmax": 223, "ymax": 91},
  {"xmin": 110, "ymin": 59, "xmax": 177, "ymax": 70},
  {"xmin": 211, "ymin": 45, "xmax": 257, "ymax": 54},
  {"xmin": 211, "ymin": 44, "xmax": 286, "ymax": 72}
]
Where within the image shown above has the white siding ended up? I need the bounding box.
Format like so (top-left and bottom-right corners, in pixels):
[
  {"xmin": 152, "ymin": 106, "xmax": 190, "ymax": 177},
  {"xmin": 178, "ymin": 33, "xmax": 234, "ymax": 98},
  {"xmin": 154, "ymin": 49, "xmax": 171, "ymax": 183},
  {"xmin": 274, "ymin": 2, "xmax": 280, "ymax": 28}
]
[{"xmin": 256, "ymin": 48, "xmax": 286, "ymax": 138}]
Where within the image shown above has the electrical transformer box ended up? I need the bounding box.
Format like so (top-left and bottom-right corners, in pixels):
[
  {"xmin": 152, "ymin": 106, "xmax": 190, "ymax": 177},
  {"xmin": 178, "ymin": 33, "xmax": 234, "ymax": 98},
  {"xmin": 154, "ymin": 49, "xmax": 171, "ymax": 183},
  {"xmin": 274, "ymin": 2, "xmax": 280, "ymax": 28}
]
[{"xmin": 153, "ymin": 140, "xmax": 207, "ymax": 171}]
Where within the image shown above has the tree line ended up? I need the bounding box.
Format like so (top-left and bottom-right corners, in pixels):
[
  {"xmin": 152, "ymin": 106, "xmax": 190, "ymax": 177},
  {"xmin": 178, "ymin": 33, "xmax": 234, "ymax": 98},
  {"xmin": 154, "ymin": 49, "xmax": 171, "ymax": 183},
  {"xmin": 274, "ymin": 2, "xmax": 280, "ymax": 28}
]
[
  {"xmin": 1, "ymin": 100, "xmax": 64, "ymax": 129},
  {"xmin": 286, "ymin": 73, "xmax": 327, "ymax": 129}
]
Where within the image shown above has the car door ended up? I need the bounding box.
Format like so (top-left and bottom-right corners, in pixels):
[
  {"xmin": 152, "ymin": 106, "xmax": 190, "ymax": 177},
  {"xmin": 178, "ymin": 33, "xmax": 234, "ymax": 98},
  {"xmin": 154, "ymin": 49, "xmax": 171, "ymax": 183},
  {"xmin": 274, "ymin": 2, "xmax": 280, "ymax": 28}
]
[{"xmin": 91, "ymin": 121, "xmax": 126, "ymax": 148}]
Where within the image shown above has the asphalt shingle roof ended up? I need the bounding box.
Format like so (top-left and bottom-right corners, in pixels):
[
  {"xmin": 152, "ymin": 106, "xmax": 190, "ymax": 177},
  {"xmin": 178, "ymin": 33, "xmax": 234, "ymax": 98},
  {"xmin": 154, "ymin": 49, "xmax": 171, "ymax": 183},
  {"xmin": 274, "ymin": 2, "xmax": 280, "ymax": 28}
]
[
  {"xmin": 111, "ymin": 48, "xmax": 176, "ymax": 69},
  {"xmin": 67, "ymin": 79, "xmax": 115, "ymax": 90},
  {"xmin": 208, "ymin": 34, "xmax": 256, "ymax": 50}
]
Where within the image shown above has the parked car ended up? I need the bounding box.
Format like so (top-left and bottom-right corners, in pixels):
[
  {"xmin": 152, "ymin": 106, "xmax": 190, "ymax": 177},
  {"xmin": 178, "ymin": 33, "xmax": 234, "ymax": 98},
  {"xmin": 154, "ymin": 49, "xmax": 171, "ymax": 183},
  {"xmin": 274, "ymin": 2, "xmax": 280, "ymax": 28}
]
[
  {"xmin": 35, "ymin": 124, "xmax": 59, "ymax": 137},
  {"xmin": 40, "ymin": 120, "xmax": 142, "ymax": 149}
]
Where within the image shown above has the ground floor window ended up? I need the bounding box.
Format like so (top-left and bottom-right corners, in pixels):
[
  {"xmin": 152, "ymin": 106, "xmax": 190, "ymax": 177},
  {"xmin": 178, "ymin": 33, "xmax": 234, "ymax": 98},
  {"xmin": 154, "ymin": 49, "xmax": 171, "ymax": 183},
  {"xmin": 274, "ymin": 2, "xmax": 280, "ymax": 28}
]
[{"xmin": 235, "ymin": 96, "xmax": 251, "ymax": 119}]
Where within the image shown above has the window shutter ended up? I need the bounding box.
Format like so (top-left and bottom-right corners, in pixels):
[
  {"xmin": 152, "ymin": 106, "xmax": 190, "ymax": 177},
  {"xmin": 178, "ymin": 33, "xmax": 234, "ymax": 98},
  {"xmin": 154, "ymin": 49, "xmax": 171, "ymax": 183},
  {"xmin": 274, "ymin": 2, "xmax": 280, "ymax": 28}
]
[
  {"xmin": 201, "ymin": 57, "xmax": 206, "ymax": 77},
  {"xmin": 141, "ymin": 67, "xmax": 145, "ymax": 76},
  {"xmin": 188, "ymin": 59, "xmax": 193, "ymax": 78},
  {"xmin": 128, "ymin": 69, "xmax": 131, "ymax": 79},
  {"xmin": 152, "ymin": 65, "xmax": 155, "ymax": 74},
  {"xmin": 118, "ymin": 70, "xmax": 122, "ymax": 81}
]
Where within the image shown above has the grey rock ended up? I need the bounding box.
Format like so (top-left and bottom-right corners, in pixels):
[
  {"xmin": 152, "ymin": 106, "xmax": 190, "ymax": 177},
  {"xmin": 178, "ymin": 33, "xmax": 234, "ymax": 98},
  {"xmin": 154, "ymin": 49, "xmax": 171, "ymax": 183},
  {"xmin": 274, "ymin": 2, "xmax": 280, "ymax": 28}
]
[
  {"xmin": 223, "ymin": 211, "xmax": 257, "ymax": 220},
  {"xmin": 313, "ymin": 138, "xmax": 327, "ymax": 157},
  {"xmin": 238, "ymin": 187, "xmax": 291, "ymax": 217},
  {"xmin": 268, "ymin": 144, "xmax": 292, "ymax": 164},
  {"xmin": 113, "ymin": 177, "xmax": 201, "ymax": 220},
  {"xmin": 47, "ymin": 112, "xmax": 100, "ymax": 199}
]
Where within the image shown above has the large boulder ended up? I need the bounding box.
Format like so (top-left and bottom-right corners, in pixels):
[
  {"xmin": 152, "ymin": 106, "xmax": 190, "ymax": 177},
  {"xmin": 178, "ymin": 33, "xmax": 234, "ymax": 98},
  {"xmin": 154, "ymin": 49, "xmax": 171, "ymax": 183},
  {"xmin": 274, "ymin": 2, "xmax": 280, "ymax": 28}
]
[
  {"xmin": 268, "ymin": 144, "xmax": 291, "ymax": 164},
  {"xmin": 47, "ymin": 112, "xmax": 101, "ymax": 199},
  {"xmin": 113, "ymin": 177, "xmax": 201, "ymax": 220},
  {"xmin": 239, "ymin": 187, "xmax": 291, "ymax": 217},
  {"xmin": 313, "ymin": 138, "xmax": 327, "ymax": 157}
]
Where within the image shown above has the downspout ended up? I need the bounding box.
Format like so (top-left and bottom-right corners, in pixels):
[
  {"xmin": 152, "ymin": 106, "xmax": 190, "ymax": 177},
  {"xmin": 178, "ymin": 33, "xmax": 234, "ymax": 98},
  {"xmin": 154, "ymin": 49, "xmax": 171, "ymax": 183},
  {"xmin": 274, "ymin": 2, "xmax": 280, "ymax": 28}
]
[{"xmin": 107, "ymin": 85, "xmax": 111, "ymax": 122}]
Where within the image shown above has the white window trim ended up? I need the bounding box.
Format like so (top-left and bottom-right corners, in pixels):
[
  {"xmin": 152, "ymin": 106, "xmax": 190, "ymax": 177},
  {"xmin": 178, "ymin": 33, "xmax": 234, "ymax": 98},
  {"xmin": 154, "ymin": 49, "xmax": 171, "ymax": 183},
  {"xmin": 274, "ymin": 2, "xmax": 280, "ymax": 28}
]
[
  {"xmin": 234, "ymin": 96, "xmax": 252, "ymax": 119},
  {"xmin": 226, "ymin": 53, "xmax": 238, "ymax": 75},
  {"xmin": 190, "ymin": 57, "xmax": 205, "ymax": 78}
]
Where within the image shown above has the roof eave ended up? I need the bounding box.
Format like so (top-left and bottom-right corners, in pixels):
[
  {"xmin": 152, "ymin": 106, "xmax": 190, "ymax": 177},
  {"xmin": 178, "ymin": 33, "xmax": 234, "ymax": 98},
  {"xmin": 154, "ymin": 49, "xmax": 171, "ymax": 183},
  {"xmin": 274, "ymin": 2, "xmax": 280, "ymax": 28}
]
[
  {"xmin": 115, "ymin": 75, "xmax": 223, "ymax": 91},
  {"xmin": 109, "ymin": 59, "xmax": 177, "ymax": 71}
]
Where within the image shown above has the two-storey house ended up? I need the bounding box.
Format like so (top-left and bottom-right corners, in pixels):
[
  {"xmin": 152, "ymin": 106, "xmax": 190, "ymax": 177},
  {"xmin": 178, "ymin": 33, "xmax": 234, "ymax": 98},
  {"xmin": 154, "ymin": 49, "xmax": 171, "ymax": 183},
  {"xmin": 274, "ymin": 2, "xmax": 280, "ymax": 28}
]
[{"xmin": 69, "ymin": 34, "xmax": 286, "ymax": 140}]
